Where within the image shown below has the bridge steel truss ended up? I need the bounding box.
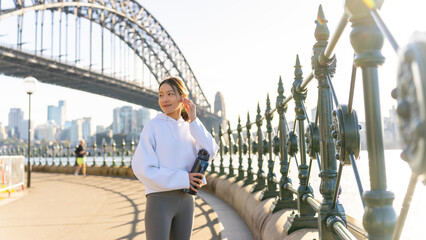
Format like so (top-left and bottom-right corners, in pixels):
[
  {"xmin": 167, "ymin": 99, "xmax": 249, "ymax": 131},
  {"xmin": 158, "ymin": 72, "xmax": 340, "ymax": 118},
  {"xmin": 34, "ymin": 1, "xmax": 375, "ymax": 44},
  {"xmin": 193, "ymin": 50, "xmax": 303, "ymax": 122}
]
[{"xmin": 0, "ymin": 0, "xmax": 212, "ymax": 114}]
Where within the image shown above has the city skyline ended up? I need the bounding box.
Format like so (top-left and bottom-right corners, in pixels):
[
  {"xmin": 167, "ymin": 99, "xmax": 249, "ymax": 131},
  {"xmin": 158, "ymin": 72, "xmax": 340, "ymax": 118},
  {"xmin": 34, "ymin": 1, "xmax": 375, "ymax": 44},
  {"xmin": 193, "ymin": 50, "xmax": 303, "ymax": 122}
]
[{"xmin": 1, "ymin": 100, "xmax": 154, "ymax": 145}]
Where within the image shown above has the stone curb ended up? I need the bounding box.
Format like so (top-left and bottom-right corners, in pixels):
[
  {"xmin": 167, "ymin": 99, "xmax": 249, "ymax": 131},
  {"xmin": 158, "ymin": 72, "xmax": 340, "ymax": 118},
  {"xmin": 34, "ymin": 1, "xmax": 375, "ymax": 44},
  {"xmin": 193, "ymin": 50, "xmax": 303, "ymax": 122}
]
[{"xmin": 205, "ymin": 174, "xmax": 320, "ymax": 240}]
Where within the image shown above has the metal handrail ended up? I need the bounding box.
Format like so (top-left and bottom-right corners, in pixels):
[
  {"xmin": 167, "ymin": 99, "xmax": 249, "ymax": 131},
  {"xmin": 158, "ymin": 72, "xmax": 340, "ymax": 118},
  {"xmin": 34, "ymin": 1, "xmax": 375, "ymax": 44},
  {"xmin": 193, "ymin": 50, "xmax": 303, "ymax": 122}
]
[
  {"xmin": 333, "ymin": 221, "xmax": 357, "ymax": 240},
  {"xmin": 284, "ymin": 183, "xmax": 298, "ymax": 195},
  {"xmin": 304, "ymin": 194, "xmax": 320, "ymax": 213}
]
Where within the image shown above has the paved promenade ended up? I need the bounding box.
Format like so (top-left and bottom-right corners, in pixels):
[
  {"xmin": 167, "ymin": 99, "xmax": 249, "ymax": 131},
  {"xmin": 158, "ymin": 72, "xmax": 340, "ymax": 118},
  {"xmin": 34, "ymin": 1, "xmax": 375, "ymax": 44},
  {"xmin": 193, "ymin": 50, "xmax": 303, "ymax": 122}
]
[{"xmin": 0, "ymin": 172, "xmax": 250, "ymax": 240}]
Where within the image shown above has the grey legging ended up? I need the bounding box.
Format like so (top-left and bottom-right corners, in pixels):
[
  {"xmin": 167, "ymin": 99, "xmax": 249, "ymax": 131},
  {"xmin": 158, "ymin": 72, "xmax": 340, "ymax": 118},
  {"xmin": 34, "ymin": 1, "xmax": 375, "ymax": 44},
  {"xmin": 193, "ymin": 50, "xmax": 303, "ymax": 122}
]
[{"xmin": 145, "ymin": 190, "xmax": 195, "ymax": 240}]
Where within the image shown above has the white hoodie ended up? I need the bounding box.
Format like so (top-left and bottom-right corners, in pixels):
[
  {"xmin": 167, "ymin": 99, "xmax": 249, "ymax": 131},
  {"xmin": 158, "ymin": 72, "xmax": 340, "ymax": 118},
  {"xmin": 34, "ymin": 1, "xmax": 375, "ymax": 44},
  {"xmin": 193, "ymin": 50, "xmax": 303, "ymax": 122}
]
[{"xmin": 132, "ymin": 113, "xmax": 219, "ymax": 195}]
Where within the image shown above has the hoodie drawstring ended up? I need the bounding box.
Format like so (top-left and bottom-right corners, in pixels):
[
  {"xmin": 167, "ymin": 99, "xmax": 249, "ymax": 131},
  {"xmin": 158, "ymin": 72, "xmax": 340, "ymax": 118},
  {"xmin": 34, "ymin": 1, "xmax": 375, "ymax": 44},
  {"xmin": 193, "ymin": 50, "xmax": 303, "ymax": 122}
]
[{"xmin": 168, "ymin": 119, "xmax": 178, "ymax": 140}]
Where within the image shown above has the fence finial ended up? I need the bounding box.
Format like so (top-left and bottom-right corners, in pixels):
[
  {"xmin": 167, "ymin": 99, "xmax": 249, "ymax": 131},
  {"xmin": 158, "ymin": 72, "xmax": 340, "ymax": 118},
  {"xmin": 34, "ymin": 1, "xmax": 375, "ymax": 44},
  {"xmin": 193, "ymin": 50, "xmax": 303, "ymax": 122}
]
[{"xmin": 315, "ymin": 5, "xmax": 329, "ymax": 42}]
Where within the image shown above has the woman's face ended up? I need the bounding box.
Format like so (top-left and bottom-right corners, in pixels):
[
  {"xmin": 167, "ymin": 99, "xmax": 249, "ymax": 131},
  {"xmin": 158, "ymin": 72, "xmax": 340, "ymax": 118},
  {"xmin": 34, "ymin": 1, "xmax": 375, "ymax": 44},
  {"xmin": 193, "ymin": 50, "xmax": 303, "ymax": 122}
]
[{"xmin": 158, "ymin": 83, "xmax": 182, "ymax": 117}]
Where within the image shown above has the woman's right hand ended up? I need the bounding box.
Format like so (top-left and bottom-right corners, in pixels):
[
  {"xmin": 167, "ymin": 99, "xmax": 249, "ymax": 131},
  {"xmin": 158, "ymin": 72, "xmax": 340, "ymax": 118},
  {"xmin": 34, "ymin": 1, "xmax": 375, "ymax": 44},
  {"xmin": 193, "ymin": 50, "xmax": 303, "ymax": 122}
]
[
  {"xmin": 183, "ymin": 98, "xmax": 197, "ymax": 122},
  {"xmin": 189, "ymin": 173, "xmax": 204, "ymax": 192}
]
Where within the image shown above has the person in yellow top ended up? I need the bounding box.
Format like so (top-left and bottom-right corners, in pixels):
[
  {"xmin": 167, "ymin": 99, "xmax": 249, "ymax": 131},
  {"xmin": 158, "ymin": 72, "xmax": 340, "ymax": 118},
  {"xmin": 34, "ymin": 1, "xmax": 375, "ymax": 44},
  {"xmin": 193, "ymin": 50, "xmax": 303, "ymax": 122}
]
[{"xmin": 74, "ymin": 139, "xmax": 87, "ymax": 176}]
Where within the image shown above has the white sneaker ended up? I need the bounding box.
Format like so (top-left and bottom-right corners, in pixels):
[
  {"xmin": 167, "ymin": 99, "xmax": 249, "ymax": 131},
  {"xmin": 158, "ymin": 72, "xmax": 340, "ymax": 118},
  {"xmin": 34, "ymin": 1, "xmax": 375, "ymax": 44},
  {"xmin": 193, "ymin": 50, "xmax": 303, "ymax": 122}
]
[{"xmin": 74, "ymin": 173, "xmax": 78, "ymax": 176}]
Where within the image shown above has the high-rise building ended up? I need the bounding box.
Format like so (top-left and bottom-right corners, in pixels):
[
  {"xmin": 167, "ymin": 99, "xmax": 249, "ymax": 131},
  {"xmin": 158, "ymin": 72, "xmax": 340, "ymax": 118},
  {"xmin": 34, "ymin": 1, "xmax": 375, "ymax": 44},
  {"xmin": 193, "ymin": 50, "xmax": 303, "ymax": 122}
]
[
  {"xmin": 35, "ymin": 122, "xmax": 58, "ymax": 141},
  {"xmin": 112, "ymin": 106, "xmax": 152, "ymax": 137},
  {"xmin": 0, "ymin": 123, "xmax": 7, "ymax": 140},
  {"xmin": 8, "ymin": 108, "xmax": 23, "ymax": 137},
  {"xmin": 82, "ymin": 117, "xmax": 92, "ymax": 142},
  {"xmin": 117, "ymin": 106, "xmax": 132, "ymax": 136},
  {"xmin": 18, "ymin": 119, "xmax": 34, "ymax": 141},
  {"xmin": 113, "ymin": 106, "xmax": 133, "ymax": 135},
  {"xmin": 59, "ymin": 100, "xmax": 66, "ymax": 123},
  {"xmin": 113, "ymin": 107, "xmax": 121, "ymax": 135},
  {"xmin": 96, "ymin": 125, "xmax": 106, "ymax": 134},
  {"xmin": 136, "ymin": 108, "xmax": 151, "ymax": 132},
  {"xmin": 70, "ymin": 119, "xmax": 83, "ymax": 146},
  {"xmin": 48, "ymin": 100, "xmax": 66, "ymax": 129}
]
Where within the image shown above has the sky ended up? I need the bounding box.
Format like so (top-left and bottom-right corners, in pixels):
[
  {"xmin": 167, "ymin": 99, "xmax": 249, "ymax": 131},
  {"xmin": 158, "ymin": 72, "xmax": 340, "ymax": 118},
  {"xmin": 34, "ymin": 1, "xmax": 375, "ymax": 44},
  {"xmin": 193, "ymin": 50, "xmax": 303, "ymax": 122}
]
[{"xmin": 1, "ymin": 0, "xmax": 426, "ymax": 130}]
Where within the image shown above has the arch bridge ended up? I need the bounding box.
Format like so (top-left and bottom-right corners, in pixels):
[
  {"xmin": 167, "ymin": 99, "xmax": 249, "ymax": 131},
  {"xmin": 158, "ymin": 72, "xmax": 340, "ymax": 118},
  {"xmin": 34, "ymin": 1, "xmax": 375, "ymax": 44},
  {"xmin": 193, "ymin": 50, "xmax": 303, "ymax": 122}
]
[{"xmin": 0, "ymin": 0, "xmax": 224, "ymax": 129}]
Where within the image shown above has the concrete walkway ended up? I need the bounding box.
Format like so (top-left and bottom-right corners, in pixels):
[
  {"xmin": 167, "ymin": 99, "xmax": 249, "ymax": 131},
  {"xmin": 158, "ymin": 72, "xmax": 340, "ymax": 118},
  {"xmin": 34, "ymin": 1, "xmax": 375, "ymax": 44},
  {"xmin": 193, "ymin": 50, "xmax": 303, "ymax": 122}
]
[{"xmin": 0, "ymin": 172, "xmax": 251, "ymax": 240}]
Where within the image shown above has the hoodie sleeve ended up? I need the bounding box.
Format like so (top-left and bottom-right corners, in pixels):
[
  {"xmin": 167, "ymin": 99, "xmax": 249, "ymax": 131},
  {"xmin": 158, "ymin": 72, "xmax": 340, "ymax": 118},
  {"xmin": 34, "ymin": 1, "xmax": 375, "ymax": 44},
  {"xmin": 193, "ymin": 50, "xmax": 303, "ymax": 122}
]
[
  {"xmin": 131, "ymin": 124, "xmax": 190, "ymax": 192},
  {"xmin": 189, "ymin": 118, "xmax": 219, "ymax": 161}
]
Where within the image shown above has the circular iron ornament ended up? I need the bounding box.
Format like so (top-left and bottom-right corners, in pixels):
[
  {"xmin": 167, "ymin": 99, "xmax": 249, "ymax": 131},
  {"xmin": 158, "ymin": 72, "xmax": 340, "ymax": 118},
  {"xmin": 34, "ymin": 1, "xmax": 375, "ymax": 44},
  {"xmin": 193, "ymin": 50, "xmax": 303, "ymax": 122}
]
[
  {"xmin": 233, "ymin": 144, "xmax": 238, "ymax": 155},
  {"xmin": 305, "ymin": 122, "xmax": 320, "ymax": 159},
  {"xmin": 396, "ymin": 33, "xmax": 426, "ymax": 182},
  {"xmin": 243, "ymin": 143, "xmax": 248, "ymax": 155},
  {"xmin": 263, "ymin": 139, "xmax": 269, "ymax": 155},
  {"xmin": 224, "ymin": 146, "xmax": 229, "ymax": 155},
  {"xmin": 252, "ymin": 141, "xmax": 258, "ymax": 155},
  {"xmin": 273, "ymin": 135, "xmax": 280, "ymax": 155},
  {"xmin": 331, "ymin": 105, "xmax": 361, "ymax": 165},
  {"xmin": 287, "ymin": 131, "xmax": 299, "ymax": 157}
]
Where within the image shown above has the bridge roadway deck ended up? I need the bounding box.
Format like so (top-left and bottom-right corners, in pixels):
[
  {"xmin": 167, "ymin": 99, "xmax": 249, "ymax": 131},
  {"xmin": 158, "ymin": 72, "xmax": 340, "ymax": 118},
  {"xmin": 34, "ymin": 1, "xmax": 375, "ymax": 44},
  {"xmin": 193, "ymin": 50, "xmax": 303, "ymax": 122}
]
[{"xmin": 0, "ymin": 172, "xmax": 253, "ymax": 240}]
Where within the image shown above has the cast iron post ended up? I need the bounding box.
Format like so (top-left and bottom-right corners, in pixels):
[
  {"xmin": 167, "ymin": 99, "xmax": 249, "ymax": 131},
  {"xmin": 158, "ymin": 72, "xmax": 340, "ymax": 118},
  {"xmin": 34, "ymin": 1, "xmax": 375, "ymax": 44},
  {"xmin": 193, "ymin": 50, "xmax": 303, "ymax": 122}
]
[
  {"xmin": 39, "ymin": 147, "xmax": 43, "ymax": 166},
  {"xmin": 218, "ymin": 125, "xmax": 226, "ymax": 176},
  {"xmin": 252, "ymin": 103, "xmax": 266, "ymax": 192},
  {"xmin": 293, "ymin": 55, "xmax": 315, "ymax": 211},
  {"xmin": 92, "ymin": 142, "xmax": 97, "ymax": 167},
  {"xmin": 260, "ymin": 94, "xmax": 279, "ymax": 200},
  {"xmin": 235, "ymin": 117, "xmax": 245, "ymax": 182},
  {"xmin": 102, "ymin": 139, "xmax": 107, "ymax": 167},
  {"xmin": 243, "ymin": 112, "xmax": 255, "ymax": 186},
  {"xmin": 121, "ymin": 139, "xmax": 126, "ymax": 167},
  {"xmin": 226, "ymin": 121, "xmax": 235, "ymax": 178},
  {"xmin": 272, "ymin": 76, "xmax": 297, "ymax": 212},
  {"xmin": 52, "ymin": 145, "xmax": 56, "ymax": 166},
  {"xmin": 66, "ymin": 144, "xmax": 70, "ymax": 166},
  {"xmin": 130, "ymin": 139, "xmax": 135, "ymax": 168},
  {"xmin": 111, "ymin": 140, "xmax": 116, "ymax": 167},
  {"xmin": 312, "ymin": 6, "xmax": 346, "ymax": 239},
  {"xmin": 284, "ymin": 55, "xmax": 318, "ymax": 234},
  {"xmin": 210, "ymin": 128, "xmax": 216, "ymax": 173},
  {"xmin": 58, "ymin": 144, "xmax": 63, "ymax": 166},
  {"xmin": 345, "ymin": 1, "xmax": 396, "ymax": 239},
  {"xmin": 44, "ymin": 146, "xmax": 48, "ymax": 166}
]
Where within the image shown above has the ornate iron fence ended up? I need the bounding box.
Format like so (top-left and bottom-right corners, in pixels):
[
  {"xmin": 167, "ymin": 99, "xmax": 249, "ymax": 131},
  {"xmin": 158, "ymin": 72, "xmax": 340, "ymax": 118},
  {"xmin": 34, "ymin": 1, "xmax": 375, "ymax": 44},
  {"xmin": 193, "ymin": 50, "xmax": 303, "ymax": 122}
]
[
  {"xmin": 208, "ymin": 2, "xmax": 425, "ymax": 240},
  {"xmin": 1, "ymin": 139, "xmax": 136, "ymax": 169}
]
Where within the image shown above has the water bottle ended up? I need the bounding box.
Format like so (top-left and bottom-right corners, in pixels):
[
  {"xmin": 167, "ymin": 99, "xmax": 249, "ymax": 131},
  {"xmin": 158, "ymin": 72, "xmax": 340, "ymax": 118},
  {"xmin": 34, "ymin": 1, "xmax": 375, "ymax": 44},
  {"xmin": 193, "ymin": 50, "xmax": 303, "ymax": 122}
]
[{"xmin": 186, "ymin": 149, "xmax": 210, "ymax": 195}]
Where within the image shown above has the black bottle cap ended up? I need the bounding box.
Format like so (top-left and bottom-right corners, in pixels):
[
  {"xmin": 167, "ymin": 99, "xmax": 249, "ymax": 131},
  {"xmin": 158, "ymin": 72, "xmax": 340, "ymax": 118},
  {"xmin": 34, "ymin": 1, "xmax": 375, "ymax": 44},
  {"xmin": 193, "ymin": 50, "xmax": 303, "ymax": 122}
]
[{"xmin": 197, "ymin": 149, "xmax": 210, "ymax": 161}]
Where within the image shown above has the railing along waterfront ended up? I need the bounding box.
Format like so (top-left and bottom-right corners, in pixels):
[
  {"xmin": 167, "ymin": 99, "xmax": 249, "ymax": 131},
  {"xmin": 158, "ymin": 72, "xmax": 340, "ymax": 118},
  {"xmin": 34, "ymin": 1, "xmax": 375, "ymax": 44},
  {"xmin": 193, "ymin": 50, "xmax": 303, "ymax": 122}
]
[
  {"xmin": 208, "ymin": 2, "xmax": 426, "ymax": 240},
  {"xmin": 1, "ymin": 139, "xmax": 136, "ymax": 169}
]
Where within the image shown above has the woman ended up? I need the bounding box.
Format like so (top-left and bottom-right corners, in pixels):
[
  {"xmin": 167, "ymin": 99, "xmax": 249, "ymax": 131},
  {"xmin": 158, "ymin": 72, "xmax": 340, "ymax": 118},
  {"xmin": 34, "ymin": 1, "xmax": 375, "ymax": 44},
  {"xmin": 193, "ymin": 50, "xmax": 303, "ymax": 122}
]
[{"xmin": 132, "ymin": 77, "xmax": 218, "ymax": 240}]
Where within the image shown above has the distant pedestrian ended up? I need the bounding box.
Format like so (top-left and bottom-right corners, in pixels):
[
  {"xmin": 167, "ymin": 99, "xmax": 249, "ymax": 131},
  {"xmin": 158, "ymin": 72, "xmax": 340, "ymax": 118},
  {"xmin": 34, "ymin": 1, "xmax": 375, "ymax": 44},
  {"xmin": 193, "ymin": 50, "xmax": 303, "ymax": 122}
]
[
  {"xmin": 132, "ymin": 77, "xmax": 218, "ymax": 240},
  {"xmin": 74, "ymin": 139, "xmax": 87, "ymax": 176}
]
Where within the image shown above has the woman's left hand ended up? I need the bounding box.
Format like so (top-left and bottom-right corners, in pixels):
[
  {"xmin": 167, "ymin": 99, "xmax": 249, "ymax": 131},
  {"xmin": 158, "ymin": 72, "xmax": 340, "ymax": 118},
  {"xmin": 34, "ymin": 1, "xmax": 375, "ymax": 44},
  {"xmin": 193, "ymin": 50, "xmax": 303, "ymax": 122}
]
[{"xmin": 183, "ymin": 98, "xmax": 196, "ymax": 122}]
